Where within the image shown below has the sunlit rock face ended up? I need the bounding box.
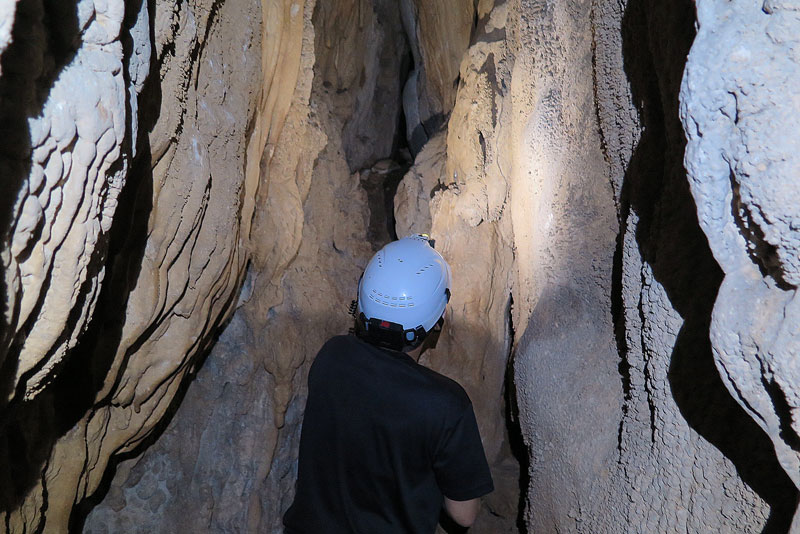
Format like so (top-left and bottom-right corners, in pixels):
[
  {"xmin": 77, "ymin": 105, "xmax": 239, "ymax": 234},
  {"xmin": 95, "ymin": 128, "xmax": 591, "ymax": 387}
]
[{"xmin": 681, "ymin": 0, "xmax": 800, "ymax": 525}]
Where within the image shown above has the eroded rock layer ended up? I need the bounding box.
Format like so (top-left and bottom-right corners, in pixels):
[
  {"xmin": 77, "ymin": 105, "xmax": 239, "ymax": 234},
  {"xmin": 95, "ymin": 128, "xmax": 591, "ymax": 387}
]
[
  {"xmin": 586, "ymin": 0, "xmax": 796, "ymax": 530},
  {"xmin": 85, "ymin": 0, "xmax": 522, "ymax": 531},
  {"xmin": 85, "ymin": 0, "xmax": 389, "ymax": 531}
]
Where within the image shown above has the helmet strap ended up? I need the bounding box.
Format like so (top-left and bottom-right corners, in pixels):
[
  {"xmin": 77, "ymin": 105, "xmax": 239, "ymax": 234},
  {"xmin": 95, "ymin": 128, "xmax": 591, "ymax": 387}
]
[
  {"xmin": 419, "ymin": 316, "xmax": 445, "ymax": 353},
  {"xmin": 354, "ymin": 313, "xmax": 434, "ymax": 352}
]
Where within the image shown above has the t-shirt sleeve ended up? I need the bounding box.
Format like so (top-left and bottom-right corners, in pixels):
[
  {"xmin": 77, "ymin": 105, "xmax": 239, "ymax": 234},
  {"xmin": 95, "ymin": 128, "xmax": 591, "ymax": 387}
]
[{"xmin": 432, "ymin": 402, "xmax": 495, "ymax": 501}]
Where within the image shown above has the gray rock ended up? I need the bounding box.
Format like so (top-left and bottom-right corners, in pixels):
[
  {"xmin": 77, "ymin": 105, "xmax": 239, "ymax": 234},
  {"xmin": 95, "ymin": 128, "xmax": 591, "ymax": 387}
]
[{"xmin": 681, "ymin": 0, "xmax": 800, "ymax": 525}]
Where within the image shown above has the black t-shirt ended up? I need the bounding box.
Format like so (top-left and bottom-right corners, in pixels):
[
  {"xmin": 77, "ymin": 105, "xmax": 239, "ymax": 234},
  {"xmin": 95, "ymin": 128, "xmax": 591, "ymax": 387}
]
[{"xmin": 283, "ymin": 335, "xmax": 494, "ymax": 534}]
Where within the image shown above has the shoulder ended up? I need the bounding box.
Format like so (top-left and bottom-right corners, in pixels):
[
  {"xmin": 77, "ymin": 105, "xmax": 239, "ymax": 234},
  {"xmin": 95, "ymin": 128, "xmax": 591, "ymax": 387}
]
[
  {"xmin": 413, "ymin": 364, "xmax": 473, "ymax": 414},
  {"xmin": 309, "ymin": 335, "xmax": 358, "ymax": 375},
  {"xmin": 322, "ymin": 334, "xmax": 359, "ymax": 349},
  {"xmin": 317, "ymin": 334, "xmax": 355, "ymax": 354},
  {"xmin": 313, "ymin": 334, "xmax": 366, "ymax": 360},
  {"xmin": 310, "ymin": 334, "xmax": 385, "ymax": 371}
]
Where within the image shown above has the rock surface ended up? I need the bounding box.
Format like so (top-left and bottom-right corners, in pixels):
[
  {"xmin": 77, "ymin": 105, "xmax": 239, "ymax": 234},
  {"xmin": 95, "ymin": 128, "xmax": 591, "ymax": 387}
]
[
  {"xmin": 681, "ymin": 0, "xmax": 800, "ymax": 526},
  {"xmin": 85, "ymin": 0, "xmax": 395, "ymax": 531},
  {"xmin": 0, "ymin": 0, "xmax": 145, "ymax": 403},
  {"xmin": 1, "ymin": 0, "xmax": 263, "ymax": 530},
  {"xmin": 2, "ymin": 0, "xmax": 800, "ymax": 532},
  {"xmin": 401, "ymin": 0, "xmax": 797, "ymax": 531},
  {"xmin": 585, "ymin": 0, "xmax": 796, "ymax": 530},
  {"xmin": 87, "ymin": 0, "xmax": 522, "ymax": 532}
]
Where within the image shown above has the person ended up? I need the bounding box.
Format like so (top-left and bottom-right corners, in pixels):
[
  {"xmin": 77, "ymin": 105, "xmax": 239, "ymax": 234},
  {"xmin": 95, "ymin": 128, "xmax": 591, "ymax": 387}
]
[{"xmin": 283, "ymin": 234, "xmax": 494, "ymax": 533}]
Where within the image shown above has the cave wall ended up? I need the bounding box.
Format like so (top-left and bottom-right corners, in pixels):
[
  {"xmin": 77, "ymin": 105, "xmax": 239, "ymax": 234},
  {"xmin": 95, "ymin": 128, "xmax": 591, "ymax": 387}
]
[
  {"xmin": 86, "ymin": 0, "xmax": 523, "ymax": 531},
  {"xmin": 585, "ymin": 0, "xmax": 797, "ymax": 530},
  {"xmin": 395, "ymin": 2, "xmax": 521, "ymax": 529},
  {"xmin": 2, "ymin": 0, "xmax": 800, "ymax": 532},
  {"xmin": 680, "ymin": 0, "xmax": 800, "ymax": 525},
  {"xmin": 400, "ymin": 0, "xmax": 798, "ymax": 531},
  {"xmin": 0, "ymin": 0, "xmax": 264, "ymax": 530},
  {"xmin": 85, "ymin": 0, "xmax": 393, "ymax": 531}
]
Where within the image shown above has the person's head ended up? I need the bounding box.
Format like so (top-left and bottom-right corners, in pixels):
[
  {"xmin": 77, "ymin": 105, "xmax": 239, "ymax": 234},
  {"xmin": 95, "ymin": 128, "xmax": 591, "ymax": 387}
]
[{"xmin": 354, "ymin": 234, "xmax": 451, "ymax": 353}]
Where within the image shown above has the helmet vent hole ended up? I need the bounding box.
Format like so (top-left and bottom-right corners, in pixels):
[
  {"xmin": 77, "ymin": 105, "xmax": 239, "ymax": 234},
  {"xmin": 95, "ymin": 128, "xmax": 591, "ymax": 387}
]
[{"xmin": 416, "ymin": 263, "xmax": 435, "ymax": 275}]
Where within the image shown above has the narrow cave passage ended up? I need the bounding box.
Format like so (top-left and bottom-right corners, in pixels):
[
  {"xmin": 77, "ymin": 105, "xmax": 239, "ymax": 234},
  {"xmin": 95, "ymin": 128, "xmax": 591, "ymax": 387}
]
[
  {"xmin": 312, "ymin": 0, "xmax": 413, "ymax": 252},
  {"xmin": 310, "ymin": 1, "xmax": 526, "ymax": 531},
  {"xmin": 2, "ymin": 0, "xmax": 800, "ymax": 533},
  {"xmin": 79, "ymin": 0, "xmax": 526, "ymax": 532}
]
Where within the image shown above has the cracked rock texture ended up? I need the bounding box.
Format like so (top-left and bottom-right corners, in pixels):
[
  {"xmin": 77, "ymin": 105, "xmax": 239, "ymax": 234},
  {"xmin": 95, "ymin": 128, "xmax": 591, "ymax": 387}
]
[
  {"xmin": 514, "ymin": 0, "xmax": 797, "ymax": 531},
  {"xmin": 402, "ymin": 0, "xmax": 798, "ymax": 532},
  {"xmin": 2, "ymin": 0, "xmax": 800, "ymax": 532}
]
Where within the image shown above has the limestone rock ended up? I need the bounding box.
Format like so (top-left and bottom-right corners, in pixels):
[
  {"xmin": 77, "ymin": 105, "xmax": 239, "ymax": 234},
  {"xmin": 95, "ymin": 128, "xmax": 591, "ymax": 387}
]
[
  {"xmin": 314, "ymin": 0, "xmax": 410, "ymax": 171},
  {"xmin": 86, "ymin": 0, "xmax": 521, "ymax": 532},
  {"xmin": 1, "ymin": 0, "xmax": 263, "ymax": 531},
  {"xmin": 85, "ymin": 0, "xmax": 390, "ymax": 531},
  {"xmin": 0, "ymin": 0, "xmax": 142, "ymax": 404},
  {"xmin": 3, "ymin": 0, "xmax": 800, "ymax": 532},
  {"xmin": 516, "ymin": 0, "xmax": 793, "ymax": 531},
  {"xmin": 0, "ymin": 0, "xmax": 150, "ymax": 527},
  {"xmin": 681, "ymin": 0, "xmax": 800, "ymax": 522},
  {"xmin": 400, "ymin": 0, "xmax": 475, "ymax": 153},
  {"xmin": 394, "ymin": 131, "xmax": 447, "ymax": 237},
  {"xmin": 395, "ymin": 3, "xmax": 520, "ymax": 530},
  {"xmin": 399, "ymin": 0, "xmax": 795, "ymax": 532}
]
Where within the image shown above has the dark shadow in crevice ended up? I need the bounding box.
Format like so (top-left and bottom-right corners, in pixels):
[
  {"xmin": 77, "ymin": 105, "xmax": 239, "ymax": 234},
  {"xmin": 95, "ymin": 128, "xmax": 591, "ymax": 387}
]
[
  {"xmin": 359, "ymin": 163, "xmax": 409, "ymax": 250},
  {"xmin": 620, "ymin": 0, "xmax": 798, "ymax": 531},
  {"xmin": 355, "ymin": 2, "xmax": 415, "ymax": 249},
  {"xmin": 503, "ymin": 295, "xmax": 529, "ymax": 534},
  {"xmin": 763, "ymin": 378, "xmax": 800, "ymax": 453},
  {"xmin": 728, "ymin": 171, "xmax": 793, "ymax": 291},
  {"xmin": 609, "ymin": 226, "xmax": 631, "ymax": 458}
]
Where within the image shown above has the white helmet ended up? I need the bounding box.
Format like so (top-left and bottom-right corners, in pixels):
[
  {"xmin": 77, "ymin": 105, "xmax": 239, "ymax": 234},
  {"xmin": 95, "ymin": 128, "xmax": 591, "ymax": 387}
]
[{"xmin": 355, "ymin": 234, "xmax": 452, "ymax": 350}]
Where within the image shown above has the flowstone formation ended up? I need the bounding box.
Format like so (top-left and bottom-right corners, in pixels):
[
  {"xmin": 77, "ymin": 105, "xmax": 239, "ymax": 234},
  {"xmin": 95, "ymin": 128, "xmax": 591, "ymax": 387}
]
[
  {"xmin": 584, "ymin": 0, "xmax": 797, "ymax": 530},
  {"xmin": 2, "ymin": 0, "xmax": 800, "ymax": 532},
  {"xmin": 1, "ymin": 0, "xmax": 263, "ymax": 531},
  {"xmin": 400, "ymin": 0, "xmax": 797, "ymax": 531},
  {"xmin": 681, "ymin": 0, "xmax": 800, "ymax": 527},
  {"xmin": 86, "ymin": 0, "xmax": 521, "ymax": 531}
]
